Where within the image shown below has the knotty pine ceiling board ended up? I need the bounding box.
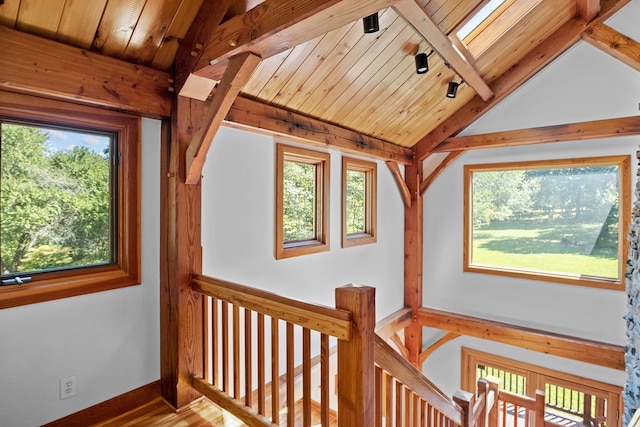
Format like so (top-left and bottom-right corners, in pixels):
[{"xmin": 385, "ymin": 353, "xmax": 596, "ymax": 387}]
[
  {"xmin": 94, "ymin": 0, "xmax": 147, "ymax": 58},
  {"xmin": 0, "ymin": 0, "xmax": 19, "ymax": 27},
  {"xmin": 473, "ymin": 0, "xmax": 576, "ymax": 81},
  {"xmin": 150, "ymin": 0, "xmax": 204, "ymax": 70},
  {"xmin": 15, "ymin": 0, "xmax": 66, "ymax": 39},
  {"xmin": 122, "ymin": 0, "xmax": 183, "ymax": 65},
  {"xmin": 56, "ymin": 0, "xmax": 108, "ymax": 47}
]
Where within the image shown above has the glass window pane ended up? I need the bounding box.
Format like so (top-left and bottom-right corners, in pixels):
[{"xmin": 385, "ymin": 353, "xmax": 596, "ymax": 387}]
[
  {"xmin": 1, "ymin": 122, "xmax": 113, "ymax": 276},
  {"xmin": 282, "ymin": 160, "xmax": 316, "ymax": 242},
  {"xmin": 346, "ymin": 169, "xmax": 366, "ymax": 234},
  {"xmin": 469, "ymin": 162, "xmax": 621, "ymax": 282}
]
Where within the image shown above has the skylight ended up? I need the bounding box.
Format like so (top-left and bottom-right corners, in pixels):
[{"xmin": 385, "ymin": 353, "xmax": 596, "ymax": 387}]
[{"xmin": 457, "ymin": 0, "xmax": 507, "ymax": 40}]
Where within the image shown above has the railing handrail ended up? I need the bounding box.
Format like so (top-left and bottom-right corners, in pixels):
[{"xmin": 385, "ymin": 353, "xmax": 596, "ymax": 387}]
[
  {"xmin": 374, "ymin": 333, "xmax": 464, "ymax": 425},
  {"xmin": 192, "ymin": 273, "xmax": 353, "ymax": 340}
]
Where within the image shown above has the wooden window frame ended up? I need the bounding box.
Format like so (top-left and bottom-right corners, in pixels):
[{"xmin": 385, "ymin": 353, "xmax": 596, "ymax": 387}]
[
  {"xmin": 342, "ymin": 156, "xmax": 377, "ymax": 248},
  {"xmin": 461, "ymin": 347, "xmax": 622, "ymax": 427},
  {"xmin": 464, "ymin": 155, "xmax": 630, "ymax": 291},
  {"xmin": 275, "ymin": 143, "xmax": 330, "ymax": 259},
  {"xmin": 0, "ymin": 92, "xmax": 140, "ymax": 309}
]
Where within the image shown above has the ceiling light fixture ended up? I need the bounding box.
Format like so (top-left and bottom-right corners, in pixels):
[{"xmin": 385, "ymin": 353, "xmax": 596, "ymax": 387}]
[
  {"xmin": 362, "ymin": 13, "xmax": 380, "ymax": 34},
  {"xmin": 414, "ymin": 49, "xmax": 434, "ymax": 75},
  {"xmin": 446, "ymin": 80, "xmax": 463, "ymax": 98}
]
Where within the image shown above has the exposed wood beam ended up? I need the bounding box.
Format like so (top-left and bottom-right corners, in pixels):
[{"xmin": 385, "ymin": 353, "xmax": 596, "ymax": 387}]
[
  {"xmin": 414, "ymin": 0, "xmax": 630, "ymax": 160},
  {"xmin": 226, "ymin": 96, "xmax": 414, "ymax": 164},
  {"xmin": 175, "ymin": 0, "xmax": 234, "ymax": 97},
  {"xmin": 419, "ymin": 332, "xmax": 461, "ymax": 365},
  {"xmin": 420, "ymin": 152, "xmax": 463, "ymax": 195},
  {"xmin": 185, "ymin": 52, "xmax": 261, "ymax": 184},
  {"xmin": 417, "ymin": 307, "xmax": 624, "ymax": 371},
  {"xmin": 583, "ymin": 23, "xmax": 640, "ymax": 72},
  {"xmin": 0, "ymin": 25, "xmax": 171, "ymax": 118},
  {"xmin": 403, "ymin": 161, "xmax": 423, "ymax": 367},
  {"xmin": 393, "ymin": 0, "xmax": 493, "ymax": 102},
  {"xmin": 188, "ymin": 0, "xmax": 395, "ymax": 84},
  {"xmin": 391, "ymin": 333, "xmax": 411, "ymax": 359},
  {"xmin": 578, "ymin": 0, "xmax": 601, "ymax": 21},
  {"xmin": 386, "ymin": 161, "xmax": 412, "ymax": 208},
  {"xmin": 375, "ymin": 307, "xmax": 413, "ymax": 340},
  {"xmin": 434, "ymin": 116, "xmax": 640, "ymax": 152}
]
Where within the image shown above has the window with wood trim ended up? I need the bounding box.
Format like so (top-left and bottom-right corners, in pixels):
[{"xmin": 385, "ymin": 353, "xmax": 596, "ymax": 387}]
[
  {"xmin": 464, "ymin": 156, "xmax": 630, "ymax": 290},
  {"xmin": 342, "ymin": 157, "xmax": 377, "ymax": 248},
  {"xmin": 462, "ymin": 348, "xmax": 622, "ymax": 427},
  {"xmin": 275, "ymin": 144, "xmax": 329, "ymax": 259},
  {"xmin": 0, "ymin": 93, "xmax": 140, "ymax": 309}
]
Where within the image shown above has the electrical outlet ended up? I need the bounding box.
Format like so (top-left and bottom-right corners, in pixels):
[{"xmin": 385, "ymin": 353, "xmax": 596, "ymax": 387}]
[{"xmin": 60, "ymin": 376, "xmax": 77, "ymax": 399}]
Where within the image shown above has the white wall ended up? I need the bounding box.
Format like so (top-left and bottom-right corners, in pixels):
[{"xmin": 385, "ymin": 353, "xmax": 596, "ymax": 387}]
[
  {"xmin": 421, "ymin": 0, "xmax": 640, "ymax": 396},
  {"xmin": 201, "ymin": 127, "xmax": 405, "ymax": 321},
  {"xmin": 0, "ymin": 118, "xmax": 161, "ymax": 427}
]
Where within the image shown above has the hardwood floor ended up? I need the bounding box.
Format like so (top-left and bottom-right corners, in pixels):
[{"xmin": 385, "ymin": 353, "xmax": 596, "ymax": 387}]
[
  {"xmin": 92, "ymin": 396, "xmax": 336, "ymax": 426},
  {"xmin": 92, "ymin": 397, "xmax": 245, "ymax": 427}
]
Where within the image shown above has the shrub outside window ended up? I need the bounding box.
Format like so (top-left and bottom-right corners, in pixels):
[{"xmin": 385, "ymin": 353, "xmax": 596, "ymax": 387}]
[
  {"xmin": 464, "ymin": 156, "xmax": 630, "ymax": 290},
  {"xmin": 0, "ymin": 93, "xmax": 140, "ymax": 308},
  {"xmin": 275, "ymin": 144, "xmax": 329, "ymax": 259},
  {"xmin": 342, "ymin": 157, "xmax": 377, "ymax": 248}
]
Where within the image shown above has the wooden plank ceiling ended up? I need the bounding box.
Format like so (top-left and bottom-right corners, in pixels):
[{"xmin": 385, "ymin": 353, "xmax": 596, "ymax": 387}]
[{"xmin": 0, "ymin": 0, "xmax": 589, "ymax": 149}]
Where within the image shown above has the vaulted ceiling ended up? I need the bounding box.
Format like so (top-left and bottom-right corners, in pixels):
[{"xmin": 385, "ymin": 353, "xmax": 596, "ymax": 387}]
[{"xmin": 0, "ymin": 0, "xmax": 635, "ymax": 162}]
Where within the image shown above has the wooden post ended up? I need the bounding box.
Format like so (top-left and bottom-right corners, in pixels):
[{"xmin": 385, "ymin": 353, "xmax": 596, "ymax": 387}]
[
  {"xmin": 336, "ymin": 285, "xmax": 376, "ymax": 427},
  {"xmin": 453, "ymin": 390, "xmax": 475, "ymax": 427},
  {"xmin": 534, "ymin": 389, "xmax": 546, "ymax": 427},
  {"xmin": 486, "ymin": 376, "xmax": 501, "ymax": 427},
  {"xmin": 160, "ymin": 96, "xmax": 204, "ymax": 408},
  {"xmin": 477, "ymin": 379, "xmax": 490, "ymax": 427},
  {"xmin": 404, "ymin": 160, "xmax": 423, "ymax": 368}
]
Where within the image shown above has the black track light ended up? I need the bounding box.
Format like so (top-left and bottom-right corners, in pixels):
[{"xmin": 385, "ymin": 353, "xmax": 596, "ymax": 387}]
[
  {"xmin": 363, "ymin": 13, "xmax": 379, "ymax": 34},
  {"xmin": 414, "ymin": 49, "xmax": 434, "ymax": 75},
  {"xmin": 447, "ymin": 80, "xmax": 462, "ymax": 98}
]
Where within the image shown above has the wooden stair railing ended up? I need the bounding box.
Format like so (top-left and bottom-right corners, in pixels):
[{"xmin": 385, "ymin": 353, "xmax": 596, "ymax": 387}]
[{"xmin": 191, "ymin": 274, "xmax": 375, "ymax": 426}]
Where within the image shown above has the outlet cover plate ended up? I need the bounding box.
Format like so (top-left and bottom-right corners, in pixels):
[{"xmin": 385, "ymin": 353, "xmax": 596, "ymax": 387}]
[{"xmin": 60, "ymin": 376, "xmax": 77, "ymax": 399}]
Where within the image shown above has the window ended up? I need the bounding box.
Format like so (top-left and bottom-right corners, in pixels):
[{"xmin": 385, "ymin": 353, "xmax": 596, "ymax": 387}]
[
  {"xmin": 462, "ymin": 348, "xmax": 621, "ymax": 427},
  {"xmin": 0, "ymin": 93, "xmax": 140, "ymax": 308},
  {"xmin": 342, "ymin": 157, "xmax": 377, "ymax": 248},
  {"xmin": 275, "ymin": 144, "xmax": 329, "ymax": 259},
  {"xmin": 464, "ymin": 156, "xmax": 630, "ymax": 290}
]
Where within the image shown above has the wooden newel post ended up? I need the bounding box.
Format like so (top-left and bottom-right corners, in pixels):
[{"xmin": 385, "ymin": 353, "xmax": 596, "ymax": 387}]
[
  {"xmin": 453, "ymin": 390, "xmax": 475, "ymax": 427},
  {"xmin": 534, "ymin": 390, "xmax": 545, "ymax": 427},
  {"xmin": 335, "ymin": 284, "xmax": 376, "ymax": 427},
  {"xmin": 486, "ymin": 376, "xmax": 501, "ymax": 427},
  {"xmin": 477, "ymin": 379, "xmax": 490, "ymax": 427}
]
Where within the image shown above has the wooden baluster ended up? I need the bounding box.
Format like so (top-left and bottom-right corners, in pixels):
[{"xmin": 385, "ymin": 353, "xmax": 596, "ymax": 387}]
[
  {"xmin": 271, "ymin": 317, "xmax": 280, "ymax": 424},
  {"xmin": 413, "ymin": 394, "xmax": 420, "ymax": 427},
  {"xmin": 385, "ymin": 373, "xmax": 393, "ymax": 427},
  {"xmin": 286, "ymin": 322, "xmax": 295, "ymax": 427},
  {"xmin": 321, "ymin": 334, "xmax": 330, "ymax": 427},
  {"xmin": 396, "ymin": 382, "xmax": 403, "ymax": 427},
  {"xmin": 534, "ymin": 390, "xmax": 545, "ymax": 427},
  {"xmin": 257, "ymin": 313, "xmax": 265, "ymax": 415},
  {"xmin": 203, "ymin": 296, "xmax": 210, "ymax": 383},
  {"xmin": 335, "ymin": 285, "xmax": 375, "ymax": 427},
  {"xmin": 244, "ymin": 308, "xmax": 252, "ymax": 408},
  {"xmin": 303, "ymin": 327, "xmax": 311, "ymax": 427},
  {"xmin": 502, "ymin": 400, "xmax": 507, "ymax": 427},
  {"xmin": 221, "ymin": 301, "xmax": 229, "ymax": 393},
  {"xmin": 453, "ymin": 390, "xmax": 474, "ymax": 427},
  {"xmin": 233, "ymin": 304, "xmax": 240, "ymax": 399},
  {"xmin": 584, "ymin": 393, "xmax": 593, "ymax": 424},
  {"xmin": 375, "ymin": 366, "xmax": 383, "ymax": 427},
  {"xmin": 212, "ymin": 297, "xmax": 219, "ymax": 389}
]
